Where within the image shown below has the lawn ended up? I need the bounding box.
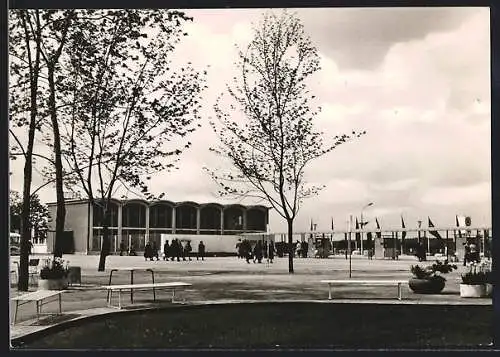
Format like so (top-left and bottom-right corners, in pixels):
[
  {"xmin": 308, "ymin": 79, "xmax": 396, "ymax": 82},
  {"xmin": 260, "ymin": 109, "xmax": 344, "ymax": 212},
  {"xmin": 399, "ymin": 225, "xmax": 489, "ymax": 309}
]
[{"xmin": 15, "ymin": 302, "xmax": 493, "ymax": 349}]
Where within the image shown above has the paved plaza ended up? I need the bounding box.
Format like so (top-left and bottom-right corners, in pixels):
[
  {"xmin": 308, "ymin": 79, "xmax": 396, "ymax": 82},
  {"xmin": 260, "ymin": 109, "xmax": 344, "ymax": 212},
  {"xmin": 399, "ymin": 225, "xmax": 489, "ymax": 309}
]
[{"xmin": 10, "ymin": 254, "xmax": 492, "ymax": 343}]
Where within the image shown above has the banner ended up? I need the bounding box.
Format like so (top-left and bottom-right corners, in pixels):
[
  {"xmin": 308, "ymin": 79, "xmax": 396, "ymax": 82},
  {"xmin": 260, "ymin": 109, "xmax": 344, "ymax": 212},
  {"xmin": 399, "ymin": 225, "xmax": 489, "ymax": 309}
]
[
  {"xmin": 355, "ymin": 217, "xmax": 361, "ymax": 243},
  {"xmin": 401, "ymin": 216, "xmax": 406, "ymax": 241}
]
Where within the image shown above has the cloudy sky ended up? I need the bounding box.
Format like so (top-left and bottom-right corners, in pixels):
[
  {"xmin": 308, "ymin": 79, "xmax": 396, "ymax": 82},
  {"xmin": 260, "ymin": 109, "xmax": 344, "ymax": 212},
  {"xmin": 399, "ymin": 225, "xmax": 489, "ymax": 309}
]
[{"xmin": 9, "ymin": 7, "xmax": 491, "ymax": 232}]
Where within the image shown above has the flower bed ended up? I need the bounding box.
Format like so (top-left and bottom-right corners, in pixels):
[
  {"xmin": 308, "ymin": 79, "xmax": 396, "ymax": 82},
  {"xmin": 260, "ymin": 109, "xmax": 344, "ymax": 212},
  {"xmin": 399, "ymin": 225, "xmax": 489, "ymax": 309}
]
[{"xmin": 460, "ymin": 260, "xmax": 491, "ymax": 298}]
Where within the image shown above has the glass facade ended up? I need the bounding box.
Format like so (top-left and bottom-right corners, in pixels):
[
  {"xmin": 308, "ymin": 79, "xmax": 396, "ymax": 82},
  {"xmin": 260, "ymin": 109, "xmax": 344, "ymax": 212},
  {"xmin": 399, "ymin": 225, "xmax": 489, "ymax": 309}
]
[
  {"xmin": 92, "ymin": 228, "xmax": 119, "ymax": 252},
  {"xmin": 176, "ymin": 204, "xmax": 197, "ymax": 234},
  {"xmin": 122, "ymin": 202, "xmax": 146, "ymax": 228},
  {"xmin": 122, "ymin": 229, "xmax": 146, "ymax": 251},
  {"xmin": 247, "ymin": 208, "xmax": 267, "ymax": 232},
  {"xmin": 200, "ymin": 205, "xmax": 222, "ymax": 234},
  {"xmin": 93, "ymin": 201, "xmax": 119, "ymax": 227},
  {"xmin": 223, "ymin": 206, "xmax": 244, "ymax": 234},
  {"xmin": 149, "ymin": 204, "xmax": 173, "ymax": 228}
]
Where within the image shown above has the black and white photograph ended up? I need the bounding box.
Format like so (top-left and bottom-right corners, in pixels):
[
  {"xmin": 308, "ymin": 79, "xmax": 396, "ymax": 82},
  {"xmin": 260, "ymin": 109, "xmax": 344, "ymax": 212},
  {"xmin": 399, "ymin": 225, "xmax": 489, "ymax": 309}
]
[{"xmin": 7, "ymin": 5, "xmax": 494, "ymax": 350}]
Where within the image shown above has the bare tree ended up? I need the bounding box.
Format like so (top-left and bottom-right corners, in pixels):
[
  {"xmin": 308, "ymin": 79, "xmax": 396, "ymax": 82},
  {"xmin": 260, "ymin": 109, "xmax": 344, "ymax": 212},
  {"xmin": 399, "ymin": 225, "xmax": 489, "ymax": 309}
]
[
  {"xmin": 58, "ymin": 10, "xmax": 207, "ymax": 271},
  {"xmin": 39, "ymin": 10, "xmax": 76, "ymax": 258},
  {"xmin": 206, "ymin": 11, "xmax": 365, "ymax": 273}
]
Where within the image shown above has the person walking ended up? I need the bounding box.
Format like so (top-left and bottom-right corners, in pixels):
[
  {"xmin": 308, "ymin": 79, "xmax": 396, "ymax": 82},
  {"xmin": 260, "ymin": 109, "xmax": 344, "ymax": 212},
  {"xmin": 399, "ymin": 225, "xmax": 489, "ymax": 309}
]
[
  {"xmin": 163, "ymin": 240, "xmax": 170, "ymax": 261},
  {"xmin": 197, "ymin": 241, "xmax": 205, "ymax": 261},
  {"xmin": 268, "ymin": 241, "xmax": 275, "ymax": 263},
  {"xmin": 254, "ymin": 241, "xmax": 263, "ymax": 263},
  {"xmin": 463, "ymin": 242, "xmax": 471, "ymax": 266},
  {"xmin": 119, "ymin": 241, "xmax": 126, "ymax": 256},
  {"xmin": 179, "ymin": 241, "xmax": 187, "ymax": 261},
  {"xmin": 302, "ymin": 241, "xmax": 309, "ymax": 258},
  {"xmin": 185, "ymin": 241, "xmax": 193, "ymax": 261},
  {"xmin": 170, "ymin": 239, "xmax": 177, "ymax": 261},
  {"xmin": 129, "ymin": 243, "xmax": 137, "ymax": 256},
  {"xmin": 242, "ymin": 239, "xmax": 252, "ymax": 263},
  {"xmin": 236, "ymin": 239, "xmax": 242, "ymax": 259},
  {"xmin": 296, "ymin": 240, "xmax": 302, "ymax": 258},
  {"xmin": 176, "ymin": 239, "xmax": 182, "ymax": 261},
  {"xmin": 469, "ymin": 241, "xmax": 479, "ymax": 263}
]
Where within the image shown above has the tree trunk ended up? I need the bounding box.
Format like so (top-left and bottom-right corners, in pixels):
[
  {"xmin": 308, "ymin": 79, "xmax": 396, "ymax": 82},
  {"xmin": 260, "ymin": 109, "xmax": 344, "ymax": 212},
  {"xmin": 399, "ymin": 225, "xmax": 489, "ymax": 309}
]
[
  {"xmin": 97, "ymin": 207, "xmax": 111, "ymax": 271},
  {"xmin": 287, "ymin": 219, "xmax": 294, "ymax": 274},
  {"xmin": 19, "ymin": 91, "xmax": 37, "ymax": 291},
  {"xmin": 18, "ymin": 9, "xmax": 40, "ymax": 291},
  {"xmin": 48, "ymin": 64, "xmax": 66, "ymax": 258}
]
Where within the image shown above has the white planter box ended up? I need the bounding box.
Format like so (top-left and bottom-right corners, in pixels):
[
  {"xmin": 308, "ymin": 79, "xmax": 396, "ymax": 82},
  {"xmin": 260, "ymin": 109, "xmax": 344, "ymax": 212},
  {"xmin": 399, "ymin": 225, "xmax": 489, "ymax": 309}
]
[{"xmin": 460, "ymin": 283, "xmax": 487, "ymax": 298}]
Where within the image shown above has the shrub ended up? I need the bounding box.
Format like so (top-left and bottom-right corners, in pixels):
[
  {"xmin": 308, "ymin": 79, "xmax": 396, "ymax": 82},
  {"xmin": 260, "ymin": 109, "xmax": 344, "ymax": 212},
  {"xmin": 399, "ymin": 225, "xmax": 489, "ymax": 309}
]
[
  {"xmin": 410, "ymin": 259, "xmax": 457, "ymax": 282},
  {"xmin": 39, "ymin": 257, "xmax": 69, "ymax": 280},
  {"xmin": 461, "ymin": 261, "xmax": 490, "ymax": 285}
]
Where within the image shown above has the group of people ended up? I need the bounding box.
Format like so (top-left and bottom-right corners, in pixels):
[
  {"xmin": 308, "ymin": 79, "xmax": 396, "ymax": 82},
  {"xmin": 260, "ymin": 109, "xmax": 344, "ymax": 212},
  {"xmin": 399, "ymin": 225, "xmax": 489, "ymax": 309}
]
[
  {"xmin": 236, "ymin": 239, "xmax": 275, "ymax": 264},
  {"xmin": 120, "ymin": 239, "xmax": 206, "ymax": 261},
  {"xmin": 119, "ymin": 241, "xmax": 136, "ymax": 256},
  {"xmin": 414, "ymin": 242, "xmax": 427, "ymax": 262},
  {"xmin": 463, "ymin": 241, "xmax": 480, "ymax": 266}
]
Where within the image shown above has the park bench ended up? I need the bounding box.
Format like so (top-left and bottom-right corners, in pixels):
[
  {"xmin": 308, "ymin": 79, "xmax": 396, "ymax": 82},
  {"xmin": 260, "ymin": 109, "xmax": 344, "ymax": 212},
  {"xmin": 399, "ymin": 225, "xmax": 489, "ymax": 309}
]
[
  {"xmin": 104, "ymin": 282, "xmax": 192, "ymax": 309},
  {"xmin": 11, "ymin": 290, "xmax": 64, "ymax": 324},
  {"xmin": 10, "ymin": 261, "xmax": 19, "ymax": 284},
  {"xmin": 320, "ymin": 279, "xmax": 408, "ymax": 301}
]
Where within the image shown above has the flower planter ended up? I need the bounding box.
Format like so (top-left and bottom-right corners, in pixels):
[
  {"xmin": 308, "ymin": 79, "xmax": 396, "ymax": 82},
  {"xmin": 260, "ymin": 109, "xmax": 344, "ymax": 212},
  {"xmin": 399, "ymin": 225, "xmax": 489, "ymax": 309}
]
[
  {"xmin": 38, "ymin": 277, "xmax": 68, "ymax": 290},
  {"xmin": 408, "ymin": 278, "xmax": 445, "ymax": 294},
  {"xmin": 460, "ymin": 283, "xmax": 487, "ymax": 298}
]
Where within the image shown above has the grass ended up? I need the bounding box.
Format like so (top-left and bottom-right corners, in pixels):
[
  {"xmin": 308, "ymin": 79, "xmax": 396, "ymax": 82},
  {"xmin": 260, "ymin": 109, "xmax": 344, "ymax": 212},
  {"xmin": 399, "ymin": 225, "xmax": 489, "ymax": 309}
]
[{"xmin": 16, "ymin": 302, "xmax": 493, "ymax": 349}]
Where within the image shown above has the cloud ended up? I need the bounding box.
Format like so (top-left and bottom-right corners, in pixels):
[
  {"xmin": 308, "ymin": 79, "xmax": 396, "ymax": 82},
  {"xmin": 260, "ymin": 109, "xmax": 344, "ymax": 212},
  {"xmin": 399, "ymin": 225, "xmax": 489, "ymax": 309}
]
[
  {"xmin": 420, "ymin": 182, "xmax": 491, "ymax": 206},
  {"xmin": 8, "ymin": 8, "xmax": 490, "ymax": 233}
]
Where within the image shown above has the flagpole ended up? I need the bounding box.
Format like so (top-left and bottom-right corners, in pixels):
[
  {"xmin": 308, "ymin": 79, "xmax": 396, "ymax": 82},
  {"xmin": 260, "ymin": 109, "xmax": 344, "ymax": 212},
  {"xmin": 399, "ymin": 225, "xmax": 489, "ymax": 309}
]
[
  {"xmin": 345, "ymin": 218, "xmax": 349, "ymax": 260},
  {"xmin": 349, "ymin": 215, "xmax": 353, "ymax": 278},
  {"xmin": 360, "ymin": 202, "xmax": 374, "ymax": 258}
]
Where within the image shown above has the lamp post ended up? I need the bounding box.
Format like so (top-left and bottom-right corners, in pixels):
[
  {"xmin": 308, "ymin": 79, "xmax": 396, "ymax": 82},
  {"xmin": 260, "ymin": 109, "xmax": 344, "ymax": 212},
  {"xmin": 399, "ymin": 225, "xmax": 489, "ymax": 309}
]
[{"xmin": 360, "ymin": 202, "xmax": 374, "ymax": 256}]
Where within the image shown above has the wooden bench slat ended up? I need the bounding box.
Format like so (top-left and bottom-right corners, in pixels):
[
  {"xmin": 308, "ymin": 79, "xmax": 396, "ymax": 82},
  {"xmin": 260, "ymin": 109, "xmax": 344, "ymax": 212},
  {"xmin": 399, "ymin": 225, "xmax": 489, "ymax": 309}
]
[
  {"xmin": 12, "ymin": 290, "xmax": 63, "ymax": 301},
  {"xmin": 104, "ymin": 282, "xmax": 191, "ymax": 290},
  {"xmin": 321, "ymin": 280, "xmax": 407, "ymax": 284}
]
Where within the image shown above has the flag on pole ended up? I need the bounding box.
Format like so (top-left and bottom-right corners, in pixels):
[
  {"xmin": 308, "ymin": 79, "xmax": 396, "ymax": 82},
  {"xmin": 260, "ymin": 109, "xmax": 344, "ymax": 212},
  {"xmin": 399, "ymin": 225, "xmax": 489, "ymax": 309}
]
[
  {"xmin": 355, "ymin": 217, "xmax": 361, "ymax": 242},
  {"xmin": 310, "ymin": 219, "xmax": 313, "ymax": 232},
  {"xmin": 428, "ymin": 217, "xmax": 442, "ymax": 239},
  {"xmin": 455, "ymin": 215, "xmax": 462, "ymax": 238},
  {"xmin": 331, "ymin": 217, "xmax": 334, "ymax": 231},
  {"xmin": 401, "ymin": 215, "xmax": 407, "ymax": 241},
  {"xmin": 375, "ymin": 217, "xmax": 381, "ymax": 238}
]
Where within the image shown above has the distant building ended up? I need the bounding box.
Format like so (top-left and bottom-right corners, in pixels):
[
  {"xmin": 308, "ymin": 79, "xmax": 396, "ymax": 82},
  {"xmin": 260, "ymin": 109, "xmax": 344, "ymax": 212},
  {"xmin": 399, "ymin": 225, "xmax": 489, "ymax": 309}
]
[{"xmin": 46, "ymin": 199, "xmax": 269, "ymax": 255}]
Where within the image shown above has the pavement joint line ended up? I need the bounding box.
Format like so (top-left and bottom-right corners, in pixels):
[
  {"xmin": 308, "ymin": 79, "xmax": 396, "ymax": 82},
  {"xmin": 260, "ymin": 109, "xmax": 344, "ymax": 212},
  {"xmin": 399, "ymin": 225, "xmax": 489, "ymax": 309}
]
[{"xmin": 9, "ymin": 255, "xmax": 491, "ymax": 344}]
